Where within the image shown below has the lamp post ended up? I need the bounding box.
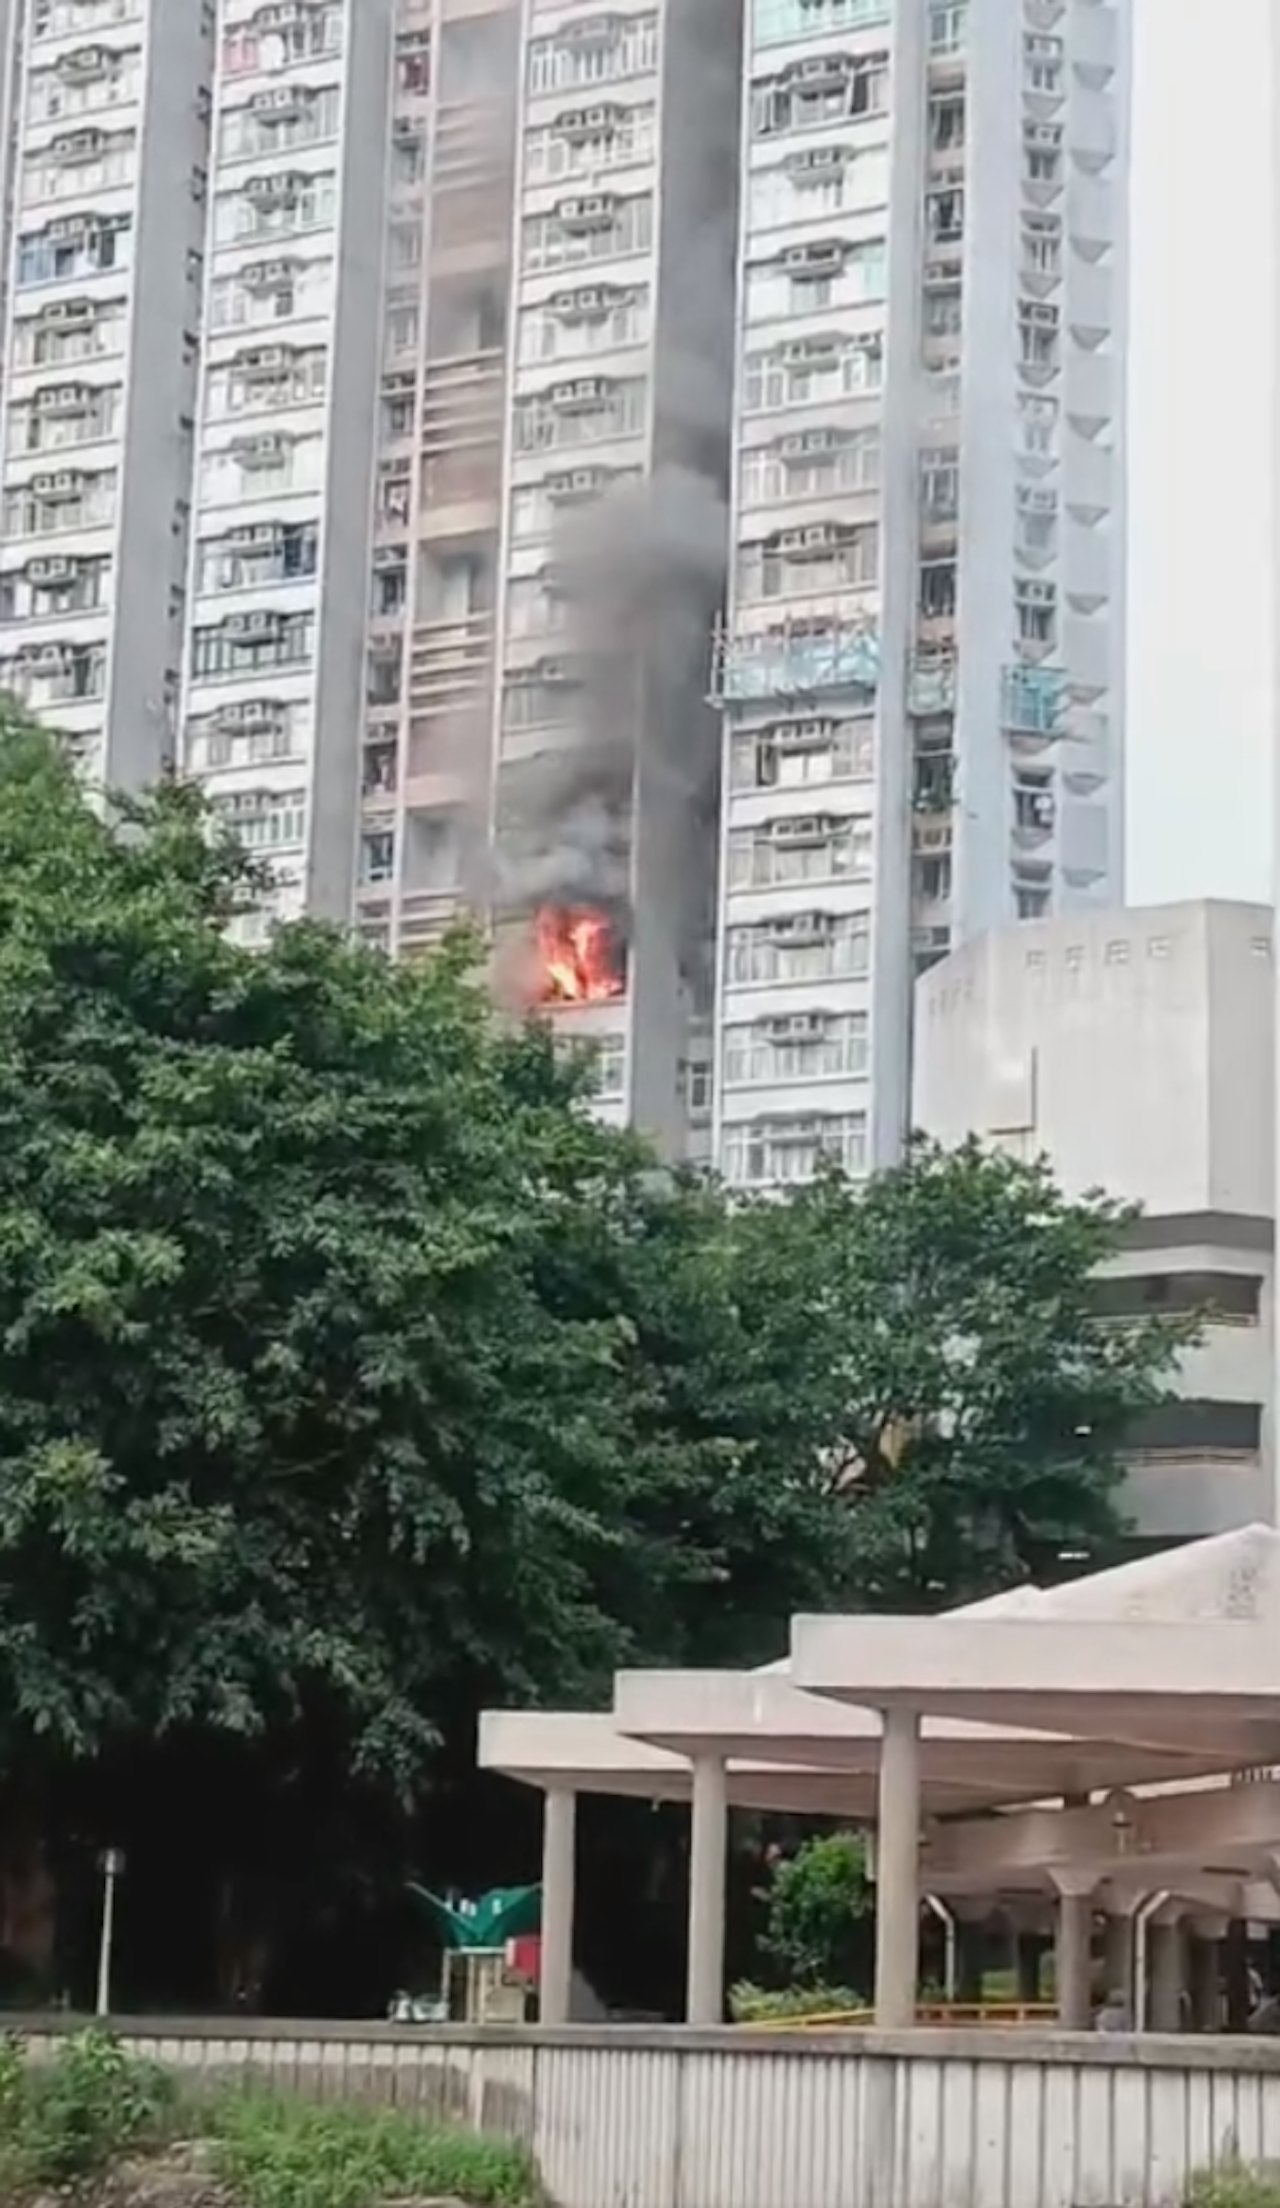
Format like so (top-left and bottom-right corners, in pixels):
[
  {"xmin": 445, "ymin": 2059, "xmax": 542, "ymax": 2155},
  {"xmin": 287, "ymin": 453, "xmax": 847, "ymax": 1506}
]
[{"xmin": 96, "ymin": 1849, "xmax": 125, "ymax": 2019}]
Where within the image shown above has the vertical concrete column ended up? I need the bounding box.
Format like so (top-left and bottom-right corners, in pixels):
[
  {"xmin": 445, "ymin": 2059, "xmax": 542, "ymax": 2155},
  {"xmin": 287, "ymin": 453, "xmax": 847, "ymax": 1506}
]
[
  {"xmin": 1103, "ymin": 1912, "xmax": 1135, "ymax": 2011},
  {"xmin": 1053, "ymin": 1878, "xmax": 1095, "ymax": 2031},
  {"xmin": 874, "ymin": 1706, "xmax": 921, "ymax": 2028},
  {"xmin": 1189, "ymin": 1919, "xmax": 1226, "ymax": 2033},
  {"xmin": 539, "ymin": 1787, "xmax": 577, "ymax": 2026},
  {"xmin": 686, "ymin": 1756, "xmax": 728, "ymax": 2025},
  {"xmin": 1149, "ymin": 1920, "xmax": 1186, "ymax": 2034}
]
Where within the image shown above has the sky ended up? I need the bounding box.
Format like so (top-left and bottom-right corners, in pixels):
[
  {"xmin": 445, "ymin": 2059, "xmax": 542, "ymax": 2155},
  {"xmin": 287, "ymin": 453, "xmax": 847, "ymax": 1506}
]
[{"xmin": 1125, "ymin": 0, "xmax": 1274, "ymax": 905}]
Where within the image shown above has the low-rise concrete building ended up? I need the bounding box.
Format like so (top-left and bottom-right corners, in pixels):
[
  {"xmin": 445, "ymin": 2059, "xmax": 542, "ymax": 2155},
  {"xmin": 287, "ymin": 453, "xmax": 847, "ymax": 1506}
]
[{"xmin": 912, "ymin": 899, "xmax": 1275, "ymax": 1544}]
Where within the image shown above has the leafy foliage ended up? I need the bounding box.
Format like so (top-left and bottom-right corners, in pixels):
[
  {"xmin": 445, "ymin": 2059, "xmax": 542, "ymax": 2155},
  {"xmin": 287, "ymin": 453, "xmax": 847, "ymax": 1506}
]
[
  {"xmin": 210, "ymin": 2094, "xmax": 540, "ymax": 2208},
  {"xmin": 721, "ymin": 1144, "xmax": 1192, "ymax": 1607},
  {"xmin": 0, "ymin": 2027, "xmax": 174, "ymax": 2190},
  {"xmin": 728, "ymin": 1980, "xmax": 863, "ymax": 2023},
  {"xmin": 0, "ymin": 723, "xmax": 856, "ymax": 1804},
  {"xmin": 1187, "ymin": 2169, "xmax": 1280, "ymax": 2208},
  {"xmin": 0, "ymin": 718, "xmax": 1191, "ymax": 1954},
  {"xmin": 759, "ymin": 1832, "xmax": 871, "ymax": 1990}
]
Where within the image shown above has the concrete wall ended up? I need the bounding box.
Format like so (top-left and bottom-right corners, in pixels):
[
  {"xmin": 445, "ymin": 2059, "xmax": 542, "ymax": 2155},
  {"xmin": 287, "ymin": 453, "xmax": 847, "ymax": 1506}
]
[
  {"xmin": 24, "ymin": 2019, "xmax": 1280, "ymax": 2208},
  {"xmin": 912, "ymin": 900, "xmax": 1275, "ymax": 1542}
]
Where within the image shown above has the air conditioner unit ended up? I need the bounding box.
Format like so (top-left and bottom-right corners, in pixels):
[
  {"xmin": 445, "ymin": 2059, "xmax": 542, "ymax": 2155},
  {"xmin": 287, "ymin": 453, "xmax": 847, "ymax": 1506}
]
[
  {"xmin": 54, "ymin": 128, "xmax": 104, "ymax": 158},
  {"xmin": 779, "ymin": 428, "xmax": 836, "ymax": 458},
  {"xmin": 772, "ymin": 718, "xmax": 833, "ymax": 752},
  {"xmin": 28, "ymin": 556, "xmax": 72, "ymax": 582},
  {"xmin": 772, "ymin": 816, "xmax": 828, "ymax": 846},
  {"xmin": 767, "ymin": 1013, "xmax": 828, "ymax": 1041},
  {"xmin": 782, "ymin": 241, "xmax": 843, "ymax": 273},
  {"xmin": 241, "ymin": 345, "xmax": 290, "ymax": 374},
  {"xmin": 57, "ymin": 45, "xmax": 111, "ymax": 84},
  {"xmin": 551, "ymin": 377, "xmax": 610, "ymax": 411},
  {"xmin": 789, "ymin": 54, "xmax": 849, "ymax": 89},
  {"xmin": 225, "ymin": 612, "xmax": 278, "ymax": 637}
]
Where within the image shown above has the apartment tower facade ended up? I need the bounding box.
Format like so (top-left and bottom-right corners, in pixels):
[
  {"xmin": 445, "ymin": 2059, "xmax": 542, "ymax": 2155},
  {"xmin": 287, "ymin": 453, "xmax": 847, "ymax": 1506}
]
[
  {"xmin": 0, "ymin": 0, "xmax": 1131, "ymax": 1180},
  {"xmin": 713, "ymin": 0, "xmax": 1130, "ymax": 1189}
]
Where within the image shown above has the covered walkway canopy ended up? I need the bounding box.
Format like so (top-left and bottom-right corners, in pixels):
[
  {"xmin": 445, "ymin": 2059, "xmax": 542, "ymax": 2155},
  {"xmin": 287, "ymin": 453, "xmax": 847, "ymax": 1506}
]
[{"xmin": 480, "ymin": 1527, "xmax": 1280, "ymax": 2030}]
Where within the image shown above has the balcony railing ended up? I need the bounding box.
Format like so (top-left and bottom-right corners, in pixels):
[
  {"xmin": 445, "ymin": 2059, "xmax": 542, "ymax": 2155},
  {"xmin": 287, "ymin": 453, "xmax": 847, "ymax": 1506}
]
[{"xmin": 409, "ymin": 612, "xmax": 494, "ymax": 713}]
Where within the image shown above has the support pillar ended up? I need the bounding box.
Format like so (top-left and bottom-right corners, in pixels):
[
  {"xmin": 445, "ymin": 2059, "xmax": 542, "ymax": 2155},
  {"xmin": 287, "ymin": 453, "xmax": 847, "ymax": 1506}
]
[
  {"xmin": 874, "ymin": 1707, "xmax": 921, "ymax": 2028},
  {"xmin": 1016, "ymin": 1933, "xmax": 1043, "ymax": 2004},
  {"xmin": 1225, "ymin": 1920, "xmax": 1252, "ymax": 2032},
  {"xmin": 1052, "ymin": 1880, "xmax": 1095, "ymax": 2032},
  {"xmin": 686, "ymin": 1756, "xmax": 727, "ymax": 2025},
  {"xmin": 1149, "ymin": 1921, "xmax": 1185, "ymax": 2034},
  {"xmin": 1189, "ymin": 1917, "xmax": 1226, "ymax": 2034},
  {"xmin": 539, "ymin": 1788, "xmax": 576, "ymax": 2027},
  {"xmin": 1103, "ymin": 1913, "xmax": 1134, "ymax": 2012}
]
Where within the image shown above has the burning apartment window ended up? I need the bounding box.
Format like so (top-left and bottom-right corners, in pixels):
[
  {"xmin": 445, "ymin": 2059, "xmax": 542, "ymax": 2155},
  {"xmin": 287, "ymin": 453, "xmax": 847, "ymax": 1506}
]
[{"xmin": 534, "ymin": 907, "xmax": 626, "ymax": 1006}]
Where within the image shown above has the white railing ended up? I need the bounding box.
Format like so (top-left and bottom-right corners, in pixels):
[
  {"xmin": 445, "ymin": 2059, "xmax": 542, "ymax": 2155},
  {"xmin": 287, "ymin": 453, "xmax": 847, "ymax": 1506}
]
[{"xmin": 18, "ymin": 2021, "xmax": 1280, "ymax": 2208}]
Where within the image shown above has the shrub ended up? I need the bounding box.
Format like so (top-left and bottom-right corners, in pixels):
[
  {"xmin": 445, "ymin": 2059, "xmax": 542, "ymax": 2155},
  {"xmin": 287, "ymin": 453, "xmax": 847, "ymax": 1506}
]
[
  {"xmin": 209, "ymin": 2094, "xmax": 542, "ymax": 2208},
  {"xmin": 761, "ymin": 1831, "xmax": 872, "ymax": 1990},
  {"xmin": 0, "ymin": 2028, "xmax": 176, "ymax": 2190},
  {"xmin": 1188, "ymin": 2169, "xmax": 1280, "ymax": 2208},
  {"xmin": 729, "ymin": 1981, "xmax": 864, "ymax": 2023}
]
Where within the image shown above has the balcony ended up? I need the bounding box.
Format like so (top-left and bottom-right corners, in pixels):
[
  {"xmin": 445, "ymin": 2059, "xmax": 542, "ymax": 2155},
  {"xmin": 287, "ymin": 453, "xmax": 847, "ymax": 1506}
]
[
  {"xmin": 408, "ymin": 611, "xmax": 494, "ymax": 715},
  {"xmin": 907, "ymin": 650, "xmax": 956, "ymax": 716},
  {"xmin": 421, "ymin": 348, "xmax": 504, "ymax": 456},
  {"xmin": 1001, "ymin": 662, "xmax": 1065, "ymax": 736}
]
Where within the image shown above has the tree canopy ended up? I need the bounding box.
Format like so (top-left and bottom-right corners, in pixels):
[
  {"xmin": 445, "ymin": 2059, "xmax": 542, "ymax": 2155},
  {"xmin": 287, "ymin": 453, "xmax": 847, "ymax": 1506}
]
[{"xmin": 0, "ymin": 720, "xmax": 1188, "ymax": 1831}]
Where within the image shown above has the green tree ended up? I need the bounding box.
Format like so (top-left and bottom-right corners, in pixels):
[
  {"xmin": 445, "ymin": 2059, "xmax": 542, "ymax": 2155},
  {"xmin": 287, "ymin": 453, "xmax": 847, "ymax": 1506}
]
[
  {"xmin": 0, "ymin": 720, "xmax": 855, "ymax": 1802},
  {"xmin": 761, "ymin": 1831, "xmax": 872, "ymax": 1990},
  {"xmin": 720, "ymin": 1142, "xmax": 1192, "ymax": 1609}
]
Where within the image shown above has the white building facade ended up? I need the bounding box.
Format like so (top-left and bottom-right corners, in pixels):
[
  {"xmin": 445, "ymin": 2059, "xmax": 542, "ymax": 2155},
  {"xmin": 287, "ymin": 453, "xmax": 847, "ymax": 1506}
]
[
  {"xmin": 914, "ymin": 902, "xmax": 1275, "ymax": 1545},
  {"xmin": 713, "ymin": 0, "xmax": 1131, "ymax": 1189}
]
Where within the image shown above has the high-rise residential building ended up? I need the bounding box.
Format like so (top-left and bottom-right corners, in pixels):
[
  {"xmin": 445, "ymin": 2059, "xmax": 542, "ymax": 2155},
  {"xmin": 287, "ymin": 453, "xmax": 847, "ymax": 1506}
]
[
  {"xmin": 0, "ymin": 0, "xmax": 212, "ymax": 793},
  {"xmin": 182, "ymin": 0, "xmax": 395, "ymax": 933},
  {"xmin": 486, "ymin": 0, "xmax": 742, "ymax": 1155},
  {"xmin": 0, "ymin": 0, "xmax": 1132, "ymax": 1182},
  {"xmin": 713, "ymin": 0, "xmax": 1130, "ymax": 1187}
]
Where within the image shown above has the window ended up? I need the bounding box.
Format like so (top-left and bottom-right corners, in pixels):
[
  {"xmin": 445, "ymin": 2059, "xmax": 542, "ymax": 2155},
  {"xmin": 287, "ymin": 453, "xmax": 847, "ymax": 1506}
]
[
  {"xmin": 17, "ymin": 216, "xmax": 131, "ymax": 288},
  {"xmin": 730, "ymin": 715, "xmax": 873, "ymax": 792},
  {"xmin": 198, "ymin": 430, "xmax": 324, "ymax": 505},
  {"xmin": 725, "ymin": 910, "xmax": 870, "ymax": 986},
  {"xmin": 219, "ymin": 85, "xmax": 342, "ymax": 161},
  {"xmin": 522, "ymin": 192, "xmax": 653, "ymax": 274},
  {"xmin": 1018, "ymin": 393, "xmax": 1058, "ymax": 456},
  {"xmin": 32, "ymin": 0, "xmax": 141, "ymax": 35},
  {"xmin": 1016, "ymin": 484, "xmax": 1058, "ymax": 556},
  {"xmin": 929, "ymin": 94, "xmax": 965, "ymax": 153},
  {"xmin": 209, "ymin": 257, "xmax": 333, "ymax": 332},
  {"xmin": 525, "ymin": 105, "xmax": 656, "ymax": 184},
  {"xmin": 506, "ymin": 574, "xmax": 566, "ymax": 639},
  {"xmin": 0, "ymin": 553, "xmax": 109, "ymax": 622},
  {"xmin": 8, "ymin": 382, "xmax": 121, "ymax": 455},
  {"xmin": 564, "ymin": 1032, "xmax": 626, "ymax": 1100},
  {"xmin": 22, "ymin": 129, "xmax": 136, "ymax": 208},
  {"xmin": 754, "ymin": 3, "xmax": 889, "ymax": 58},
  {"xmin": 923, "ymin": 282, "xmax": 962, "ymax": 339},
  {"xmin": 1023, "ymin": 122, "xmax": 1064, "ymax": 189},
  {"xmin": 929, "ymin": 2, "xmax": 967, "ymax": 56},
  {"xmin": 0, "ymin": 640, "xmax": 105, "ymax": 706},
  {"xmin": 1024, "ymin": 33, "xmax": 1064, "ymax": 95},
  {"xmin": 213, "ymin": 171, "xmax": 337, "ymax": 247},
  {"xmin": 1013, "ymin": 777, "xmax": 1054, "ymax": 835},
  {"xmin": 190, "ymin": 612, "xmax": 315, "ymax": 680},
  {"xmin": 12, "ymin": 299, "xmax": 126, "ymax": 369},
  {"xmin": 926, "ymin": 187, "xmax": 964, "ymax": 245},
  {"xmin": 502, "ymin": 667, "xmax": 576, "ymax": 730},
  {"xmin": 747, "ymin": 236, "xmax": 886, "ymax": 323},
  {"xmin": 2, "ymin": 467, "xmax": 117, "ymax": 539},
  {"xmin": 205, "ymin": 345, "xmax": 327, "ymax": 419},
  {"xmin": 721, "ymin": 1112, "xmax": 867, "ymax": 1188},
  {"xmin": 724, "ymin": 1011, "xmax": 867, "ymax": 1087},
  {"xmin": 513, "ymin": 377, "xmax": 646, "ymax": 453},
  {"xmin": 739, "ymin": 427, "xmax": 880, "ymax": 508},
  {"xmin": 197, "ymin": 521, "xmax": 319, "ymax": 594},
  {"xmin": 1023, "ymin": 213, "xmax": 1062, "ymax": 278},
  {"xmin": 919, "ymin": 559, "xmax": 956, "ymax": 621},
  {"xmin": 185, "ymin": 703, "xmax": 304, "ymax": 772},
  {"xmin": 361, "ymin": 829, "xmax": 395, "ymax": 884},
  {"xmin": 728, "ymin": 813, "xmax": 872, "ymax": 890},
  {"xmin": 1019, "ymin": 299, "xmax": 1060, "ymax": 371},
  {"xmin": 221, "ymin": 3, "xmax": 343, "ymax": 79},
  {"xmin": 396, "ymin": 35, "xmax": 430, "ymax": 96},
  {"xmin": 1015, "ymin": 579, "xmax": 1057, "ymax": 646},
  {"xmin": 518, "ymin": 287, "xmax": 649, "ymax": 366},
  {"xmin": 27, "ymin": 46, "xmax": 141, "ymax": 123},
  {"xmin": 527, "ymin": 14, "xmax": 658, "ymax": 94},
  {"xmin": 920, "ymin": 448, "xmax": 959, "ymax": 523},
  {"xmin": 752, "ymin": 52, "xmax": 888, "ymax": 137},
  {"xmin": 748, "ymin": 148, "xmax": 889, "ymax": 230},
  {"xmin": 737, "ymin": 525, "xmax": 878, "ymax": 604},
  {"xmin": 213, "ymin": 787, "xmax": 308, "ymax": 854},
  {"xmin": 741, "ymin": 335, "xmax": 882, "ymax": 414},
  {"xmin": 1016, "ymin": 885, "xmax": 1050, "ymax": 920}
]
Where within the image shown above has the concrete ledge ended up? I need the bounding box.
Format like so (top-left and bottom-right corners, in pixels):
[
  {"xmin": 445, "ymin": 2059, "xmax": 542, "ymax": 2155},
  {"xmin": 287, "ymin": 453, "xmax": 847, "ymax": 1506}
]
[{"xmin": 16, "ymin": 2015, "xmax": 1280, "ymax": 2073}]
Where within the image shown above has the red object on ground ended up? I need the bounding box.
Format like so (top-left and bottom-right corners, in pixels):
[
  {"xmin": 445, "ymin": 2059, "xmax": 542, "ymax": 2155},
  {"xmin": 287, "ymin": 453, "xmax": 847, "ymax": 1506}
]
[{"xmin": 506, "ymin": 1934, "xmax": 541, "ymax": 1983}]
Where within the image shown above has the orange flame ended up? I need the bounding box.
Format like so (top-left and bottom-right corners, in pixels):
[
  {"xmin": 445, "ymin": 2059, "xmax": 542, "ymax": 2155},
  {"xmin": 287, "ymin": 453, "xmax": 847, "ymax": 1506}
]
[{"xmin": 535, "ymin": 906, "xmax": 625, "ymax": 1006}]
